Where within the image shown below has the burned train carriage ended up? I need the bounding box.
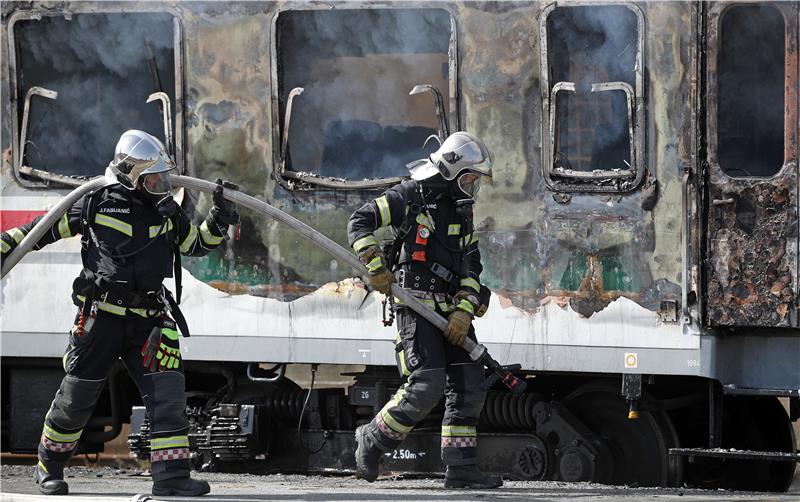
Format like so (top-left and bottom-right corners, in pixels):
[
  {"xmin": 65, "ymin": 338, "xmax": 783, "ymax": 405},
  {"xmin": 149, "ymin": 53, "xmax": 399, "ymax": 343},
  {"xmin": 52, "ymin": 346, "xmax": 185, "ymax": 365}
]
[{"xmin": 1, "ymin": 0, "xmax": 798, "ymax": 491}]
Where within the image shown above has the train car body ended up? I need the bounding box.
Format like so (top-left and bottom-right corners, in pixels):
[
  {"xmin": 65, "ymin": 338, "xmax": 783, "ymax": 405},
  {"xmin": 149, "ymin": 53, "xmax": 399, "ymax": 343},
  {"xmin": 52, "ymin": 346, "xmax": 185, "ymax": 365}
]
[{"xmin": 1, "ymin": 0, "xmax": 798, "ymax": 491}]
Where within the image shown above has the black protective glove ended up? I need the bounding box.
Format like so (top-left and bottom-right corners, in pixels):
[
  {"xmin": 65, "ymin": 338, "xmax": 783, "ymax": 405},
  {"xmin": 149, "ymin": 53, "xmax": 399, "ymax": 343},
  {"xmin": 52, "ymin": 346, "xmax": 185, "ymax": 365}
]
[{"xmin": 211, "ymin": 178, "xmax": 240, "ymax": 225}]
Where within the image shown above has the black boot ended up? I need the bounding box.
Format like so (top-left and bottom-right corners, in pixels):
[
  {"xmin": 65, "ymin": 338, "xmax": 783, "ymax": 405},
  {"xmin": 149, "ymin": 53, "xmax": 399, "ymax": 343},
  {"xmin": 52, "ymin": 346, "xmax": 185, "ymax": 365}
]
[
  {"xmin": 35, "ymin": 461, "xmax": 69, "ymax": 496},
  {"xmin": 354, "ymin": 424, "xmax": 385, "ymax": 482},
  {"xmin": 152, "ymin": 476, "xmax": 210, "ymax": 496},
  {"xmin": 444, "ymin": 465, "xmax": 503, "ymax": 489}
]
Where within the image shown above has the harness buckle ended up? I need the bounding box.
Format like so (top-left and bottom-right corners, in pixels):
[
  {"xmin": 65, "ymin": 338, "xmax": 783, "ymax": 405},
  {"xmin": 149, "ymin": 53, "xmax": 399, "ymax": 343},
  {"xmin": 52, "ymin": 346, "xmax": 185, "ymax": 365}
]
[{"xmin": 430, "ymin": 261, "xmax": 454, "ymax": 283}]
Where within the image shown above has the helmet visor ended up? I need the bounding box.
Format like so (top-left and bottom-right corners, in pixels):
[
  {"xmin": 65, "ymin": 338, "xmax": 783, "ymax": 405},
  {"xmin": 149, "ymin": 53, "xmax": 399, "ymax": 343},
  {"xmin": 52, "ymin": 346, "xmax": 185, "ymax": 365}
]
[
  {"xmin": 457, "ymin": 172, "xmax": 481, "ymax": 198},
  {"xmin": 448, "ymin": 140, "xmax": 492, "ymax": 176},
  {"xmin": 141, "ymin": 171, "xmax": 172, "ymax": 196}
]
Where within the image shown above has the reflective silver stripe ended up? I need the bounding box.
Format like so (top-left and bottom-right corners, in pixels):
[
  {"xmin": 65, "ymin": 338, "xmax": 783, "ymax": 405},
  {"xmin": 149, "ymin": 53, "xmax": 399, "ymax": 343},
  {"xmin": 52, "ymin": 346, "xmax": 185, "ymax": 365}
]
[
  {"xmin": 366, "ymin": 256, "xmax": 382, "ymax": 272},
  {"xmin": 151, "ymin": 435, "xmax": 189, "ymax": 450},
  {"xmin": 96, "ymin": 301, "xmax": 127, "ymax": 316},
  {"xmin": 1, "ymin": 240, "xmax": 10, "ymax": 253},
  {"xmin": 179, "ymin": 224, "xmax": 199, "ymax": 253},
  {"xmin": 456, "ymin": 299, "xmax": 475, "ymax": 315},
  {"xmin": 461, "ymin": 232, "xmax": 478, "ymax": 248},
  {"xmin": 43, "ymin": 424, "xmax": 83, "ymax": 443},
  {"xmin": 460, "ymin": 277, "xmax": 480, "ymax": 291},
  {"xmin": 199, "ymin": 220, "xmax": 223, "ymax": 246},
  {"xmin": 8, "ymin": 227, "xmax": 26, "ymax": 244},
  {"xmin": 149, "ymin": 219, "xmax": 174, "ymax": 238},
  {"xmin": 375, "ymin": 195, "xmax": 391, "ymax": 227},
  {"xmin": 95, "ymin": 214, "xmax": 133, "ymax": 237},
  {"xmin": 441, "ymin": 425, "xmax": 477, "ymax": 437},
  {"xmin": 58, "ymin": 213, "xmax": 72, "ymax": 239},
  {"xmin": 448, "ymin": 224, "xmax": 461, "ymax": 235},
  {"xmin": 416, "ymin": 213, "xmax": 432, "ymax": 227},
  {"xmin": 353, "ymin": 235, "xmax": 377, "ymax": 253}
]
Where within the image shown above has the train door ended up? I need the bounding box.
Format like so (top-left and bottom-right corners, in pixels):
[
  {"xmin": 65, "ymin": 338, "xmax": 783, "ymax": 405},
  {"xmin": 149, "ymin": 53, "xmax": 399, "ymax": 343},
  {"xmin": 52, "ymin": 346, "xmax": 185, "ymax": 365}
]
[{"xmin": 704, "ymin": 3, "xmax": 799, "ymax": 327}]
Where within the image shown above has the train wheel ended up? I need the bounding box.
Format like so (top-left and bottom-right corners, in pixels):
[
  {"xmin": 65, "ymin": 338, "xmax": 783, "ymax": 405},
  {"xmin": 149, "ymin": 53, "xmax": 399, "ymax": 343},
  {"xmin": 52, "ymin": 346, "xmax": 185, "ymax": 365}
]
[
  {"xmin": 563, "ymin": 382, "xmax": 681, "ymax": 487},
  {"xmin": 683, "ymin": 396, "xmax": 796, "ymax": 492}
]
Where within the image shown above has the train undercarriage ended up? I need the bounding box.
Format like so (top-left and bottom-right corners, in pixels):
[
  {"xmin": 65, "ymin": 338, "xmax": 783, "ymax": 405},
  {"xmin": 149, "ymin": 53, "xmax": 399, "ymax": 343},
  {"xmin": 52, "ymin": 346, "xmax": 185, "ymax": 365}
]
[{"xmin": 6, "ymin": 359, "xmax": 794, "ymax": 492}]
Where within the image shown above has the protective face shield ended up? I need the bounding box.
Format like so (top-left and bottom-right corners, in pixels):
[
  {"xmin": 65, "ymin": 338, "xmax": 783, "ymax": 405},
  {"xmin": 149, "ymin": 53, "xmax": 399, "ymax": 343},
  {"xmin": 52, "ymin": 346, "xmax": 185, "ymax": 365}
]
[
  {"xmin": 456, "ymin": 172, "xmax": 481, "ymax": 199},
  {"xmin": 140, "ymin": 171, "xmax": 177, "ymax": 217}
]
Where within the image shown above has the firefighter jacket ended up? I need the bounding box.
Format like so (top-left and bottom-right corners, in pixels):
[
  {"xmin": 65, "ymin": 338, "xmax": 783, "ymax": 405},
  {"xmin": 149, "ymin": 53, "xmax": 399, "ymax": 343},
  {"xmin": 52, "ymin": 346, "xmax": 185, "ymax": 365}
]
[
  {"xmin": 347, "ymin": 179, "xmax": 483, "ymax": 315},
  {"xmin": 1, "ymin": 184, "xmax": 228, "ymax": 314}
]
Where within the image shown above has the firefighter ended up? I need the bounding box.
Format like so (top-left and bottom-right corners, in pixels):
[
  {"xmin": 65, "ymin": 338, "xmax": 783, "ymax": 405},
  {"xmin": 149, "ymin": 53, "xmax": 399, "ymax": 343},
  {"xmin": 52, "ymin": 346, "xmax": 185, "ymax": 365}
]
[
  {"xmin": 347, "ymin": 131, "xmax": 500, "ymax": 489},
  {"xmin": 0, "ymin": 130, "xmax": 239, "ymax": 497}
]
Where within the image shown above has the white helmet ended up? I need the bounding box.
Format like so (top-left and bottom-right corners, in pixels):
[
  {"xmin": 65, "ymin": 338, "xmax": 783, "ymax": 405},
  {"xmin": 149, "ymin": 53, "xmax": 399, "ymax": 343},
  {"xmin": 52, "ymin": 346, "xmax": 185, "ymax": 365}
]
[
  {"xmin": 108, "ymin": 130, "xmax": 175, "ymax": 195},
  {"xmin": 407, "ymin": 131, "xmax": 491, "ymax": 200}
]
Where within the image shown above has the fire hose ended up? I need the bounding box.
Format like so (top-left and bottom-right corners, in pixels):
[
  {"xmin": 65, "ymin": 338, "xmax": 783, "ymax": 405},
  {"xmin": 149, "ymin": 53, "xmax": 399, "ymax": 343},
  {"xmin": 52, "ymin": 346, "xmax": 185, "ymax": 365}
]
[{"xmin": 0, "ymin": 174, "xmax": 526, "ymax": 394}]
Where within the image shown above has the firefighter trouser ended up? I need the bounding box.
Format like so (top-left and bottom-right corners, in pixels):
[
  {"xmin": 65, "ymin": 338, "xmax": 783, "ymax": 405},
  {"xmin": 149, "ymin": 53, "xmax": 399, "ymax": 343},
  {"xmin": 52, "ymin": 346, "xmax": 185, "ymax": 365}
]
[
  {"xmin": 367, "ymin": 308, "xmax": 486, "ymax": 466},
  {"xmin": 38, "ymin": 310, "xmax": 189, "ymax": 481}
]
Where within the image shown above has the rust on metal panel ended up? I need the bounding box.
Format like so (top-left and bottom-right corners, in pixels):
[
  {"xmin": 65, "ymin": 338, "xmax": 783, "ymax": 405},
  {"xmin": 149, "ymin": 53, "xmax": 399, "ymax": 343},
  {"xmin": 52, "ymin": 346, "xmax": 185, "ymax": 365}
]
[{"xmin": 0, "ymin": 1, "xmax": 696, "ymax": 320}]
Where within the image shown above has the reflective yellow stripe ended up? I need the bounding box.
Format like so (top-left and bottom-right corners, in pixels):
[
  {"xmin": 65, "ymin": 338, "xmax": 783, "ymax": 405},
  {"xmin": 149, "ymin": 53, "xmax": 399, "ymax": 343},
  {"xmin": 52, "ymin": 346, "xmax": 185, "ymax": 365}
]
[
  {"xmin": 151, "ymin": 435, "xmax": 189, "ymax": 450},
  {"xmin": 58, "ymin": 213, "xmax": 72, "ymax": 239},
  {"xmin": 366, "ymin": 256, "xmax": 383, "ymax": 273},
  {"xmin": 439, "ymin": 302, "xmax": 454, "ymax": 312},
  {"xmin": 441, "ymin": 425, "xmax": 476, "ymax": 437},
  {"xmin": 457, "ymin": 299, "xmax": 475, "ymax": 315},
  {"xmin": 199, "ymin": 220, "xmax": 223, "ymax": 246},
  {"xmin": 179, "ymin": 224, "xmax": 199, "ymax": 253},
  {"xmin": 416, "ymin": 213, "xmax": 431, "ymax": 228},
  {"xmin": 460, "ymin": 277, "xmax": 480, "ymax": 292},
  {"xmin": 38, "ymin": 461, "xmax": 49, "ymax": 474},
  {"xmin": 375, "ymin": 195, "xmax": 391, "ymax": 227},
  {"xmin": 96, "ymin": 301, "xmax": 127, "ymax": 316},
  {"xmin": 390, "ymin": 384, "xmax": 408, "ymax": 408},
  {"xmin": 149, "ymin": 219, "xmax": 174, "ymax": 238},
  {"xmin": 1, "ymin": 240, "xmax": 10, "ymax": 253},
  {"xmin": 353, "ymin": 235, "xmax": 377, "ymax": 253},
  {"xmin": 8, "ymin": 227, "xmax": 26, "ymax": 244},
  {"xmin": 398, "ymin": 343, "xmax": 410, "ymax": 377},
  {"xmin": 461, "ymin": 232, "xmax": 478, "ymax": 248},
  {"xmin": 380, "ymin": 409, "xmax": 413, "ymax": 433},
  {"xmin": 44, "ymin": 424, "xmax": 82, "ymax": 443},
  {"xmin": 95, "ymin": 214, "xmax": 133, "ymax": 237},
  {"xmin": 448, "ymin": 224, "xmax": 461, "ymax": 235}
]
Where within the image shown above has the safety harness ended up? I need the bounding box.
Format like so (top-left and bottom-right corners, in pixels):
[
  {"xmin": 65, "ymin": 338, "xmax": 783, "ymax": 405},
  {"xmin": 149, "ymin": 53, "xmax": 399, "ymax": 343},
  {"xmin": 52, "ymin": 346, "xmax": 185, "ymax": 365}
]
[{"xmin": 73, "ymin": 185, "xmax": 190, "ymax": 337}]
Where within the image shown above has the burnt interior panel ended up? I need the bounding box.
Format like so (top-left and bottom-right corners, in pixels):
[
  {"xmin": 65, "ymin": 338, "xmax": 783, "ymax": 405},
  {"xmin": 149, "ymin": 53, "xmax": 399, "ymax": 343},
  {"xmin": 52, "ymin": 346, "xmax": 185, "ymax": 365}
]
[
  {"xmin": 554, "ymin": 89, "xmax": 631, "ymax": 173},
  {"xmin": 277, "ymin": 9, "xmax": 450, "ymax": 180},
  {"xmin": 547, "ymin": 6, "xmax": 637, "ymax": 174},
  {"xmin": 717, "ymin": 5, "xmax": 784, "ymax": 177},
  {"xmin": 14, "ymin": 13, "xmax": 175, "ymax": 177}
]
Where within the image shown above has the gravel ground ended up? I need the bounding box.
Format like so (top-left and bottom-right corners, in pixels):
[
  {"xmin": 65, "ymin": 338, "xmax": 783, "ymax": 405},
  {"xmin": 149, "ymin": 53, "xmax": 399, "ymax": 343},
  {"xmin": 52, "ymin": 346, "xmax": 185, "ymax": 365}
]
[{"xmin": 1, "ymin": 465, "xmax": 799, "ymax": 502}]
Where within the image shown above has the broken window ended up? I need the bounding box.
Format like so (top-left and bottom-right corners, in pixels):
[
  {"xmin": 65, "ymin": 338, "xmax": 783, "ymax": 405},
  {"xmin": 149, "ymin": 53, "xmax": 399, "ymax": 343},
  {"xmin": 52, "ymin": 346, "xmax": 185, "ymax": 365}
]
[
  {"xmin": 542, "ymin": 5, "xmax": 644, "ymax": 192},
  {"xmin": 717, "ymin": 5, "xmax": 785, "ymax": 177},
  {"xmin": 275, "ymin": 8, "xmax": 453, "ymax": 187},
  {"xmin": 11, "ymin": 12, "xmax": 177, "ymax": 181}
]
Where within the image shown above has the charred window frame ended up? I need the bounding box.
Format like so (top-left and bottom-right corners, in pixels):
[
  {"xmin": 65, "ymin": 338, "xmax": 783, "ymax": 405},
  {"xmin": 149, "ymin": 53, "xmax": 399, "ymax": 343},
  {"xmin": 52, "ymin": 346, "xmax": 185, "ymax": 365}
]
[
  {"xmin": 8, "ymin": 9, "xmax": 184, "ymax": 188},
  {"xmin": 708, "ymin": 3, "xmax": 788, "ymax": 178},
  {"xmin": 270, "ymin": 7, "xmax": 458, "ymax": 191},
  {"xmin": 540, "ymin": 3, "xmax": 646, "ymax": 193}
]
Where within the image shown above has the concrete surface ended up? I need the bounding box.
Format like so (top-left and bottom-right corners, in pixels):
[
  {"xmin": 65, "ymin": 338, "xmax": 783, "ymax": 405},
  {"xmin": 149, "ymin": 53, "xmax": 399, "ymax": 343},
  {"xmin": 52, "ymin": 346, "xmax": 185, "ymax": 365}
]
[{"xmin": 1, "ymin": 465, "xmax": 799, "ymax": 502}]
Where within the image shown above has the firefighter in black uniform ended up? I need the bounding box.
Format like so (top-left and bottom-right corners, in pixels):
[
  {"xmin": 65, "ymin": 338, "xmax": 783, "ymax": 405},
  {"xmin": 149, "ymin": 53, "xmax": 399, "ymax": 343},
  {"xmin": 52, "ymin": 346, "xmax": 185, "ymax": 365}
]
[
  {"xmin": 0, "ymin": 130, "xmax": 238, "ymax": 497},
  {"xmin": 347, "ymin": 131, "xmax": 500, "ymax": 489}
]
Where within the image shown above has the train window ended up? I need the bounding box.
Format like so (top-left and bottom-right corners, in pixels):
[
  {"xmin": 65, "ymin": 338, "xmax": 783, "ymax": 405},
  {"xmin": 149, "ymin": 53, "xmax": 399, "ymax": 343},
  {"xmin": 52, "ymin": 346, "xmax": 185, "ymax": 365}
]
[
  {"xmin": 10, "ymin": 12, "xmax": 179, "ymax": 184},
  {"xmin": 717, "ymin": 5, "xmax": 785, "ymax": 177},
  {"xmin": 274, "ymin": 8, "xmax": 453, "ymax": 189},
  {"xmin": 541, "ymin": 5, "xmax": 645, "ymax": 193}
]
